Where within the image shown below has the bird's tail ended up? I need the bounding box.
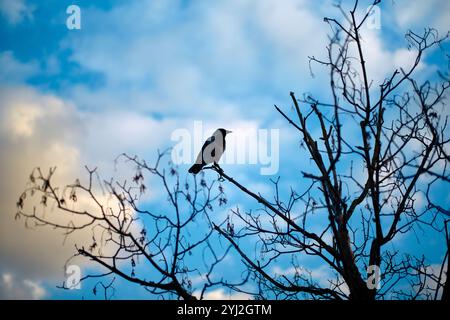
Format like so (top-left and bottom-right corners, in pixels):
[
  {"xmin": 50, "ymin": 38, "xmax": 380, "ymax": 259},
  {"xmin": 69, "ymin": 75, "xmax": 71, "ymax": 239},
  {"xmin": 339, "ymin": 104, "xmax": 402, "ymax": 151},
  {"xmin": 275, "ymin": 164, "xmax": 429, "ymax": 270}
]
[{"xmin": 188, "ymin": 163, "xmax": 204, "ymax": 174}]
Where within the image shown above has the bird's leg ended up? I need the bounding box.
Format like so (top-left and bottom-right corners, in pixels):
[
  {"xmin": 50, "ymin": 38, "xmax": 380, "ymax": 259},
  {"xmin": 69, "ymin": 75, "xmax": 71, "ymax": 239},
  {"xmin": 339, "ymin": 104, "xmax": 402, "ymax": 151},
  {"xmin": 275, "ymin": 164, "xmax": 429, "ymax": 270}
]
[{"xmin": 213, "ymin": 163, "xmax": 225, "ymax": 182}]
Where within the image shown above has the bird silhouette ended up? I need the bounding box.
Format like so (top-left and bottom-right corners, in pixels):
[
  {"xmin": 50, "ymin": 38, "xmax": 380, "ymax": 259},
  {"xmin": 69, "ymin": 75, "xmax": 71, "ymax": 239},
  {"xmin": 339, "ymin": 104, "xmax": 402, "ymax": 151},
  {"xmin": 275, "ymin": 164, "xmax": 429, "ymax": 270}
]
[{"xmin": 189, "ymin": 128, "xmax": 232, "ymax": 174}]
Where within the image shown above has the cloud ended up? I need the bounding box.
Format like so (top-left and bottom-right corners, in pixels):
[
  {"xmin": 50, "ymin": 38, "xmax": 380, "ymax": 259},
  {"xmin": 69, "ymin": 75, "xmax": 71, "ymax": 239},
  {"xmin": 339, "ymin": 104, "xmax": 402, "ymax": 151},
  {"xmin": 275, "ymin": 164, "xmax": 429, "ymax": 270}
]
[
  {"xmin": 0, "ymin": 51, "xmax": 39, "ymax": 83},
  {"xmin": 0, "ymin": 86, "xmax": 139, "ymax": 277},
  {"xmin": 272, "ymin": 264, "xmax": 335, "ymax": 288},
  {"xmin": 60, "ymin": 0, "xmax": 332, "ymax": 121},
  {"xmin": 0, "ymin": 85, "xmax": 87, "ymax": 280},
  {"xmin": 415, "ymin": 263, "xmax": 448, "ymax": 299},
  {"xmin": 59, "ymin": 0, "xmax": 439, "ymax": 129},
  {"xmin": 358, "ymin": 28, "xmax": 425, "ymax": 86},
  {"xmin": 0, "ymin": 0, "xmax": 33, "ymax": 25},
  {"xmin": 393, "ymin": 0, "xmax": 450, "ymax": 34},
  {"xmin": 0, "ymin": 272, "xmax": 47, "ymax": 299},
  {"xmin": 0, "ymin": 84, "xmax": 183, "ymax": 285},
  {"xmin": 194, "ymin": 288, "xmax": 251, "ymax": 300}
]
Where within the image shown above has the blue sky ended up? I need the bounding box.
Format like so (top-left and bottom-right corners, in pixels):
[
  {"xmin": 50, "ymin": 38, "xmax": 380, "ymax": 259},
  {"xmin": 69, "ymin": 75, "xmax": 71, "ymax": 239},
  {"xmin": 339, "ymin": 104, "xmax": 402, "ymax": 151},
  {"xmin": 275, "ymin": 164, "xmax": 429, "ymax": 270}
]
[{"xmin": 0, "ymin": 0, "xmax": 449, "ymax": 299}]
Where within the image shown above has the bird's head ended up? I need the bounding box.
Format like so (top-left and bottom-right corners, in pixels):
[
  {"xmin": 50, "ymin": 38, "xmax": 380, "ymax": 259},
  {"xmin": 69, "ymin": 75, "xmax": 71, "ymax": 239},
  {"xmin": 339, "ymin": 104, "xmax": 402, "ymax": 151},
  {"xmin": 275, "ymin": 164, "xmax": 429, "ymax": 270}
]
[{"xmin": 216, "ymin": 128, "xmax": 232, "ymax": 137}]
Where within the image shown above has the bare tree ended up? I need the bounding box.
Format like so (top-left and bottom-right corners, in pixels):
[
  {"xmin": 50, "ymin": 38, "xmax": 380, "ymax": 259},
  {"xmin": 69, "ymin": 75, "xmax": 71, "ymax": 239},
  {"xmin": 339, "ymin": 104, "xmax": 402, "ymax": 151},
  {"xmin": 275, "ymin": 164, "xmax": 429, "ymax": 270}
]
[
  {"xmin": 16, "ymin": 150, "xmax": 237, "ymax": 300},
  {"xmin": 207, "ymin": 0, "xmax": 450, "ymax": 300},
  {"xmin": 16, "ymin": 0, "xmax": 449, "ymax": 300}
]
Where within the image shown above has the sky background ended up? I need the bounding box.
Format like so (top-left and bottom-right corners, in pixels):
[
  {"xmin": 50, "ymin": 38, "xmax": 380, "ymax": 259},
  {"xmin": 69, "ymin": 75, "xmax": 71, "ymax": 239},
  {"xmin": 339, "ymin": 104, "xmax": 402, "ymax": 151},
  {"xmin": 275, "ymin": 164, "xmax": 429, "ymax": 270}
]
[{"xmin": 0, "ymin": 0, "xmax": 449, "ymax": 299}]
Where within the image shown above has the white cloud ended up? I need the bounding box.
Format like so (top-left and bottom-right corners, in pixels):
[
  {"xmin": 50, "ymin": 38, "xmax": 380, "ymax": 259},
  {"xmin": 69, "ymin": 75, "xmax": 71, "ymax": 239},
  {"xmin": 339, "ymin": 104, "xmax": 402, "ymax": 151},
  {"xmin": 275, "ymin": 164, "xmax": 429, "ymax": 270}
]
[
  {"xmin": 59, "ymin": 0, "xmax": 439, "ymax": 127},
  {"xmin": 418, "ymin": 263, "xmax": 448, "ymax": 299},
  {"xmin": 0, "ymin": 272, "xmax": 47, "ymax": 299},
  {"xmin": 0, "ymin": 86, "xmax": 98, "ymax": 286},
  {"xmin": 393, "ymin": 0, "xmax": 450, "ymax": 34},
  {"xmin": 0, "ymin": 0, "xmax": 33, "ymax": 25},
  {"xmin": 272, "ymin": 264, "xmax": 334, "ymax": 288},
  {"xmin": 195, "ymin": 288, "xmax": 251, "ymax": 300},
  {"xmin": 0, "ymin": 85, "xmax": 183, "ymax": 283},
  {"xmin": 367, "ymin": 31, "xmax": 424, "ymax": 84},
  {"xmin": 61, "ymin": 0, "xmax": 331, "ymax": 120}
]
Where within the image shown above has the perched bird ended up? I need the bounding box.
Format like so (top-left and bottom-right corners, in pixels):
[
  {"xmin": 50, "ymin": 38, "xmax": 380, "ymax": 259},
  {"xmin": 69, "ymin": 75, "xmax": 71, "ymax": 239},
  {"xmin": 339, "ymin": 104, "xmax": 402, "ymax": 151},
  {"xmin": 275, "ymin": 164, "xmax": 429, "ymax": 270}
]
[{"xmin": 189, "ymin": 128, "xmax": 232, "ymax": 174}]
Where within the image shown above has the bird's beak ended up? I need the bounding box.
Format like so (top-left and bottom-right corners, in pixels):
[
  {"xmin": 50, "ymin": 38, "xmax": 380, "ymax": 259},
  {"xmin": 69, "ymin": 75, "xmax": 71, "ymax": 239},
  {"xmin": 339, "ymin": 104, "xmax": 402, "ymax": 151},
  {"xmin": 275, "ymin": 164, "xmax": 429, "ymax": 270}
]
[{"xmin": 226, "ymin": 130, "xmax": 232, "ymax": 134}]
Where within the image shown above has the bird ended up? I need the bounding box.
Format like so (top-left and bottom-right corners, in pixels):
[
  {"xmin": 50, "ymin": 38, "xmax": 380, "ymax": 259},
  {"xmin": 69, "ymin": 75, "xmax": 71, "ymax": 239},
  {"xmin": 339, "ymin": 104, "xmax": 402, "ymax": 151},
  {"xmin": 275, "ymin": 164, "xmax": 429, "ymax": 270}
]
[{"xmin": 189, "ymin": 128, "xmax": 232, "ymax": 174}]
